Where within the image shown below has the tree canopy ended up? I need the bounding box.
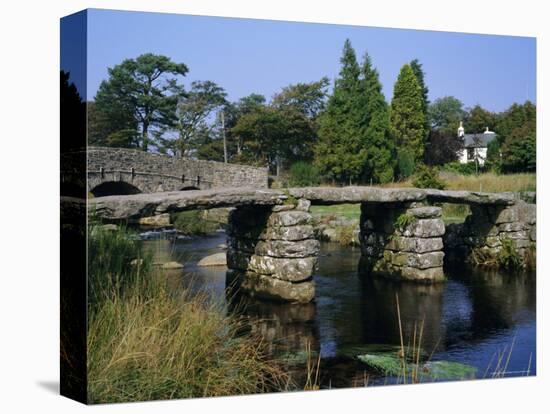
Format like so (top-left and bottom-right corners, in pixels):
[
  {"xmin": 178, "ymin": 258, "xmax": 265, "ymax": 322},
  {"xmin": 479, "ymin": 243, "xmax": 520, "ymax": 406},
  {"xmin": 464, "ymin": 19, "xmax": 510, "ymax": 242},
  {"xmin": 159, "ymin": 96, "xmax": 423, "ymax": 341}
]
[
  {"xmin": 390, "ymin": 64, "xmax": 427, "ymax": 163},
  {"xmin": 94, "ymin": 53, "xmax": 188, "ymax": 151}
]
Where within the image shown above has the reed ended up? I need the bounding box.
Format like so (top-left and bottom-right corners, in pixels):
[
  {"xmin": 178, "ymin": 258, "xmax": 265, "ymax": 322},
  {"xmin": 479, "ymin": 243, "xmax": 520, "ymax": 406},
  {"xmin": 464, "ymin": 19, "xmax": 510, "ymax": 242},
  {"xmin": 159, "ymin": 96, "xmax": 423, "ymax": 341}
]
[{"xmin": 87, "ymin": 225, "xmax": 289, "ymax": 403}]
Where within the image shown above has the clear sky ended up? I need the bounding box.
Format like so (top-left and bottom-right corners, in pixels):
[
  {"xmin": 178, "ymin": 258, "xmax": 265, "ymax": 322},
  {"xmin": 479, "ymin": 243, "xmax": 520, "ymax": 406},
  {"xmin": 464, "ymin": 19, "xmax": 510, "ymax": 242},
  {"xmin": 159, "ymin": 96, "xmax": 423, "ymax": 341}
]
[{"xmin": 65, "ymin": 8, "xmax": 536, "ymax": 112}]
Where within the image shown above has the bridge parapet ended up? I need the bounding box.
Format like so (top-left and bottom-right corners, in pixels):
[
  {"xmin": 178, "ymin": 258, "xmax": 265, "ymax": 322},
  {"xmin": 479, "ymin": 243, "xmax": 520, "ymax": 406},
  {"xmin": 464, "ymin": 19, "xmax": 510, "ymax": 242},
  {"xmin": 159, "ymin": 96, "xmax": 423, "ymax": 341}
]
[{"xmin": 83, "ymin": 147, "xmax": 268, "ymax": 194}]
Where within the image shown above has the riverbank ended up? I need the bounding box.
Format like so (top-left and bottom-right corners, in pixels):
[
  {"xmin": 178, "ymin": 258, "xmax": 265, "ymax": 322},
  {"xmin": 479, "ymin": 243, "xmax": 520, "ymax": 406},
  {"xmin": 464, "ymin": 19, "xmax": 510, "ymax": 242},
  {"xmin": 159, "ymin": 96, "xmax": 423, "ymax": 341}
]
[{"xmin": 87, "ymin": 225, "xmax": 290, "ymax": 403}]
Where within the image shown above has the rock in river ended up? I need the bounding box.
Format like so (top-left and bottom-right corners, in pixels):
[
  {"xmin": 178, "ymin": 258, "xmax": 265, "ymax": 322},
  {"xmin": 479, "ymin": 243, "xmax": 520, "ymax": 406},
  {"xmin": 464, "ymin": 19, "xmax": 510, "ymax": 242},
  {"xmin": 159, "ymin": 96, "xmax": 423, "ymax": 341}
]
[
  {"xmin": 197, "ymin": 252, "xmax": 227, "ymax": 267},
  {"xmin": 161, "ymin": 261, "xmax": 184, "ymax": 270}
]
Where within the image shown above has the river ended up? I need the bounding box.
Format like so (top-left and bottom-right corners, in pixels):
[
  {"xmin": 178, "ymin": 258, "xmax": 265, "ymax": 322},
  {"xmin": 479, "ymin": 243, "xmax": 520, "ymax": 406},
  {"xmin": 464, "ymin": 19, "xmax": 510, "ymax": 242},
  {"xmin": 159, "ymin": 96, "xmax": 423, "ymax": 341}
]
[{"xmin": 140, "ymin": 229, "xmax": 536, "ymax": 387}]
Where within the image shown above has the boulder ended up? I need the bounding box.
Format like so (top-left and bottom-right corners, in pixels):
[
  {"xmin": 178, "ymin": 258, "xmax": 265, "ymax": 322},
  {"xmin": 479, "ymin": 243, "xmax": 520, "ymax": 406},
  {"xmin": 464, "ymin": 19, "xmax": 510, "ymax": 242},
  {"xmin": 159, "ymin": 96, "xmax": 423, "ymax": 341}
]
[
  {"xmin": 161, "ymin": 261, "xmax": 184, "ymax": 270},
  {"xmin": 267, "ymin": 210, "xmax": 312, "ymax": 227},
  {"xmin": 408, "ymin": 206, "xmax": 442, "ymax": 219},
  {"xmin": 401, "ymin": 219, "xmax": 445, "ymax": 238},
  {"xmin": 391, "ymin": 251, "xmax": 445, "ymax": 269},
  {"xmin": 197, "ymin": 252, "xmax": 227, "ymax": 267},
  {"xmin": 238, "ymin": 272, "xmax": 315, "ymax": 303},
  {"xmin": 254, "ymin": 239, "xmax": 320, "ymax": 258},
  {"xmin": 386, "ymin": 236, "xmax": 443, "ymax": 253},
  {"xmin": 138, "ymin": 213, "xmax": 171, "ymax": 226}
]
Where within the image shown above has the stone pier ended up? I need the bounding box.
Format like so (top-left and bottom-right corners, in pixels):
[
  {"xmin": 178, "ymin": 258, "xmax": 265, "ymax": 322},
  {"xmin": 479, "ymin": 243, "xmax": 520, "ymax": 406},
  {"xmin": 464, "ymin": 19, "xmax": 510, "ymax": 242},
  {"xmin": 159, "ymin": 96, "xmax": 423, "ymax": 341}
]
[
  {"xmin": 226, "ymin": 199, "xmax": 319, "ymax": 303},
  {"xmin": 445, "ymin": 200, "xmax": 536, "ymax": 266},
  {"xmin": 359, "ymin": 202, "xmax": 446, "ymax": 282}
]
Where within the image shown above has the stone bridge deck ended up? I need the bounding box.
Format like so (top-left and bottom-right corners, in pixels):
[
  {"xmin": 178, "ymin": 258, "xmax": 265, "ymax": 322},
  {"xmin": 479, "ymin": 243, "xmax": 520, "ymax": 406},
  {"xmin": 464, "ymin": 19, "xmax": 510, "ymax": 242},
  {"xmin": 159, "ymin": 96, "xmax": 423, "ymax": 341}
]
[
  {"xmin": 86, "ymin": 186, "xmax": 534, "ymax": 303},
  {"xmin": 88, "ymin": 186, "xmax": 518, "ymax": 220}
]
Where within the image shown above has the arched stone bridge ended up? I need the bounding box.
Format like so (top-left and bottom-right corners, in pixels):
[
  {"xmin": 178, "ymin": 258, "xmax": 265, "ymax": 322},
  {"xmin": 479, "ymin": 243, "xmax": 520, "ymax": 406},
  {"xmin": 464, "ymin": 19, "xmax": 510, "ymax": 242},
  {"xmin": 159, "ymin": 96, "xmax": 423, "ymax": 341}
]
[
  {"xmin": 88, "ymin": 186, "xmax": 536, "ymax": 303},
  {"xmin": 64, "ymin": 147, "xmax": 268, "ymax": 196}
]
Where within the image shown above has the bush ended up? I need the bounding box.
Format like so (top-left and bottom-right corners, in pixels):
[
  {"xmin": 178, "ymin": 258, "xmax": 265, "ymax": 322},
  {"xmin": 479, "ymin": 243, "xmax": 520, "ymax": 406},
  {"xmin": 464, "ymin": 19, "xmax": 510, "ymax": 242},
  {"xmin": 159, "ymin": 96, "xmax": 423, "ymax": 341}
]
[
  {"xmin": 397, "ymin": 149, "xmax": 415, "ymax": 180},
  {"xmin": 288, "ymin": 161, "xmax": 320, "ymax": 187},
  {"xmin": 497, "ymin": 238, "xmax": 523, "ymax": 269},
  {"xmin": 442, "ymin": 161, "xmax": 479, "ymax": 176},
  {"xmin": 412, "ymin": 165, "xmax": 446, "ymax": 190},
  {"xmin": 171, "ymin": 210, "xmax": 220, "ymax": 235}
]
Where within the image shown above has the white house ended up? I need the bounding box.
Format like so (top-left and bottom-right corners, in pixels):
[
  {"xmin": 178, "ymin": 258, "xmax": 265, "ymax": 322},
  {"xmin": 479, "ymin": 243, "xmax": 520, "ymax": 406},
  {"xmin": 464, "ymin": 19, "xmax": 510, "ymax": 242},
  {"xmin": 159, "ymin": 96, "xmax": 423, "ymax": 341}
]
[{"xmin": 457, "ymin": 121, "xmax": 497, "ymax": 166}]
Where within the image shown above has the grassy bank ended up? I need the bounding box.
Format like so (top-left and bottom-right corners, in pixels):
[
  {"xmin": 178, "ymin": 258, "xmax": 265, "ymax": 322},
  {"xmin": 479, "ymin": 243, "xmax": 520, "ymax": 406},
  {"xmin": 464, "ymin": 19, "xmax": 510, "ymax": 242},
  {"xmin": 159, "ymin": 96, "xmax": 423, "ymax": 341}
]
[
  {"xmin": 310, "ymin": 173, "xmax": 535, "ymax": 225},
  {"xmin": 87, "ymin": 226, "xmax": 289, "ymax": 403}
]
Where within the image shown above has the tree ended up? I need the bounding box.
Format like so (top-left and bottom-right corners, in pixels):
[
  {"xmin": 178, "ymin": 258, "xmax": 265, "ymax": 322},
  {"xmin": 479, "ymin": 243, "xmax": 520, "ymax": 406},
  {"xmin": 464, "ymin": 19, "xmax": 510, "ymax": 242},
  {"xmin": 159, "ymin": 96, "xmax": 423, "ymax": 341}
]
[
  {"xmin": 496, "ymin": 101, "xmax": 536, "ymax": 173},
  {"xmin": 424, "ymin": 129, "xmax": 463, "ymax": 166},
  {"xmin": 271, "ymin": 77, "xmax": 329, "ymax": 118},
  {"xmin": 465, "ymin": 104, "xmax": 497, "ymax": 133},
  {"xmin": 315, "ymin": 39, "xmax": 366, "ymax": 184},
  {"xmin": 410, "ymin": 59, "xmax": 430, "ymax": 141},
  {"xmin": 94, "ymin": 53, "xmax": 188, "ymax": 151},
  {"xmin": 428, "ymin": 96, "xmax": 466, "ymax": 136},
  {"xmin": 60, "ymin": 71, "xmax": 86, "ymax": 152},
  {"xmin": 164, "ymin": 80, "xmax": 227, "ymax": 157},
  {"xmin": 390, "ymin": 64, "xmax": 427, "ymax": 163},
  {"xmin": 87, "ymin": 101, "xmax": 139, "ymax": 148},
  {"xmin": 360, "ymin": 53, "xmax": 394, "ymax": 183}
]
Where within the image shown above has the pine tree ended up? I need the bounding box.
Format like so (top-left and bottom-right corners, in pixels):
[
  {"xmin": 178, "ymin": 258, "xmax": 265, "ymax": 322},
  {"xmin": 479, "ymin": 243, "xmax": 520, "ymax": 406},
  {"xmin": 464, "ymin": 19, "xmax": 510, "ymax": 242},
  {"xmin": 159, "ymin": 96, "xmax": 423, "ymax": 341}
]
[
  {"xmin": 315, "ymin": 39, "xmax": 366, "ymax": 184},
  {"xmin": 390, "ymin": 64, "xmax": 427, "ymax": 163},
  {"xmin": 410, "ymin": 59, "xmax": 430, "ymax": 142},
  {"xmin": 360, "ymin": 53, "xmax": 395, "ymax": 183}
]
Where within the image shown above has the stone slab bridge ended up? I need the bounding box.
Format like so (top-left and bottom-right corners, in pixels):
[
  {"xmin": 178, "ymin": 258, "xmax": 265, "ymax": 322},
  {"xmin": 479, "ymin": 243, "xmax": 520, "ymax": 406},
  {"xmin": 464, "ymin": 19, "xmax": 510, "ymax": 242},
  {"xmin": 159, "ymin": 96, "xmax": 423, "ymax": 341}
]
[{"xmin": 88, "ymin": 186, "xmax": 536, "ymax": 303}]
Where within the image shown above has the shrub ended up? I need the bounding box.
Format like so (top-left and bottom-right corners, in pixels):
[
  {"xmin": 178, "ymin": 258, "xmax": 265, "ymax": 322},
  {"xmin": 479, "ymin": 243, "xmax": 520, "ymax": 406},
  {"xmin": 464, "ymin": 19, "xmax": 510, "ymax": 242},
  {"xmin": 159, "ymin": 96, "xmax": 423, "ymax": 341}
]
[
  {"xmin": 397, "ymin": 149, "xmax": 415, "ymax": 180},
  {"xmin": 288, "ymin": 161, "xmax": 321, "ymax": 187},
  {"xmin": 171, "ymin": 210, "xmax": 220, "ymax": 235},
  {"xmin": 412, "ymin": 165, "xmax": 446, "ymax": 190},
  {"xmin": 394, "ymin": 213, "xmax": 417, "ymax": 232},
  {"xmin": 497, "ymin": 238, "xmax": 523, "ymax": 269},
  {"xmin": 442, "ymin": 161, "xmax": 479, "ymax": 176}
]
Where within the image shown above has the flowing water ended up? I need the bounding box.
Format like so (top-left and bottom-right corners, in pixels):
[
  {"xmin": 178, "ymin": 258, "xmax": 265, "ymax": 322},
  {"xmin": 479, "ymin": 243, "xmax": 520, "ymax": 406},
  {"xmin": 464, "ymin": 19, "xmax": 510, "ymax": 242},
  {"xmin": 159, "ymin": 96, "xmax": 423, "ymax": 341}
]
[{"xmin": 141, "ymin": 229, "xmax": 536, "ymax": 387}]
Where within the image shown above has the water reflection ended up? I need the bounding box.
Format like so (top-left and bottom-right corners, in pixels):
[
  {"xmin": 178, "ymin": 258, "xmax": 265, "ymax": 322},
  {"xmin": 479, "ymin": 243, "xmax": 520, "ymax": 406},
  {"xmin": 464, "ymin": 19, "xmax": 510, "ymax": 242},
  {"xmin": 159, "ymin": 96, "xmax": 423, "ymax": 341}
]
[{"xmin": 139, "ymin": 230, "xmax": 536, "ymax": 381}]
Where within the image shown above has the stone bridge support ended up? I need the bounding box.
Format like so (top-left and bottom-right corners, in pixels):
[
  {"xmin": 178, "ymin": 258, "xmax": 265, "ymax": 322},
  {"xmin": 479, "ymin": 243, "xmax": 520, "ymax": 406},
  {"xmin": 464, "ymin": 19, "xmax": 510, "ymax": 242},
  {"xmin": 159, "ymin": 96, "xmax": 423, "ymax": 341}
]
[
  {"xmin": 226, "ymin": 199, "xmax": 319, "ymax": 303},
  {"xmin": 359, "ymin": 202, "xmax": 446, "ymax": 282},
  {"xmin": 444, "ymin": 200, "xmax": 536, "ymax": 267}
]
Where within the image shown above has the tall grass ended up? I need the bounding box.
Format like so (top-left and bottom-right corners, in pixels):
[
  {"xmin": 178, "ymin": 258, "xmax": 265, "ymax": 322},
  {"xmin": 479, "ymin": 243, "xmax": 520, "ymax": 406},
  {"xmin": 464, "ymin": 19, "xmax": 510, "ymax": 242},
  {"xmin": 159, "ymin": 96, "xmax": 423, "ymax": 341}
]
[{"xmin": 87, "ymin": 226, "xmax": 289, "ymax": 403}]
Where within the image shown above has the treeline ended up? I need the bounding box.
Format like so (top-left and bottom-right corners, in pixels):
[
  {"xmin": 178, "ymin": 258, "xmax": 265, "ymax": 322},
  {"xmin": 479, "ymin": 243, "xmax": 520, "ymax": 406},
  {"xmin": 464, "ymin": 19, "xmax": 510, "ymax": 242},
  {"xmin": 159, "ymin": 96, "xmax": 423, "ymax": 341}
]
[{"xmin": 85, "ymin": 41, "xmax": 536, "ymax": 184}]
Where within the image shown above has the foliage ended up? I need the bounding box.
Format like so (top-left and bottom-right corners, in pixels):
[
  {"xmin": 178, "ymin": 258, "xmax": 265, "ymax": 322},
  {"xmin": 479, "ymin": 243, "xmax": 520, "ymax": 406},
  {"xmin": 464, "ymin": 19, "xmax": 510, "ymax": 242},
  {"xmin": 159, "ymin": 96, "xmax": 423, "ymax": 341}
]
[
  {"xmin": 94, "ymin": 53, "xmax": 188, "ymax": 151},
  {"xmin": 396, "ymin": 149, "xmax": 416, "ymax": 179},
  {"xmin": 498, "ymin": 238, "xmax": 523, "ymax": 269},
  {"xmin": 500, "ymin": 125, "xmax": 536, "ymax": 173},
  {"xmin": 271, "ymin": 77, "xmax": 329, "ymax": 118},
  {"xmin": 357, "ymin": 353, "xmax": 477, "ymax": 381},
  {"xmin": 442, "ymin": 161, "xmax": 480, "ymax": 175},
  {"xmin": 171, "ymin": 210, "xmax": 220, "ymax": 235},
  {"xmin": 390, "ymin": 64, "xmax": 427, "ymax": 163},
  {"xmin": 412, "ymin": 165, "xmax": 446, "ymax": 189},
  {"xmin": 87, "ymin": 226, "xmax": 288, "ymax": 403},
  {"xmin": 465, "ymin": 105, "xmax": 497, "ymax": 133},
  {"xmin": 87, "ymin": 225, "xmax": 153, "ymax": 313},
  {"xmin": 315, "ymin": 39, "xmax": 366, "ymax": 184},
  {"xmin": 360, "ymin": 53, "xmax": 395, "ymax": 183},
  {"xmin": 481, "ymin": 101, "xmax": 536, "ymax": 173},
  {"xmin": 428, "ymin": 96, "xmax": 467, "ymax": 136},
  {"xmin": 410, "ymin": 59, "xmax": 430, "ymax": 142},
  {"xmin": 424, "ymin": 129, "xmax": 463, "ymax": 166},
  {"xmin": 288, "ymin": 161, "xmax": 321, "ymax": 187},
  {"xmin": 394, "ymin": 213, "xmax": 417, "ymax": 231},
  {"xmin": 60, "ymin": 70, "xmax": 86, "ymax": 152},
  {"xmin": 164, "ymin": 80, "xmax": 227, "ymax": 157}
]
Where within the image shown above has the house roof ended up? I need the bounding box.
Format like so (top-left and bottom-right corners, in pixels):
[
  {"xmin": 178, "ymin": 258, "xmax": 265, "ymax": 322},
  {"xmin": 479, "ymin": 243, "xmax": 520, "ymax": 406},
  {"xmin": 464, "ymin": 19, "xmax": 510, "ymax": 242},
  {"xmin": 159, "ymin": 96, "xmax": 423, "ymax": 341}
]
[{"xmin": 463, "ymin": 132, "xmax": 497, "ymax": 148}]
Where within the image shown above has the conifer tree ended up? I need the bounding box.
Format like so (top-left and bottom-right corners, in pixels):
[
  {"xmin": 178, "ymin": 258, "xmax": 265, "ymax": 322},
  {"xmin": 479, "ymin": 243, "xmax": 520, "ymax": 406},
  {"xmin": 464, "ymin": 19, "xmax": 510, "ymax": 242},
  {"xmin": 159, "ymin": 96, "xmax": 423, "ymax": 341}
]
[
  {"xmin": 360, "ymin": 53, "xmax": 395, "ymax": 183},
  {"xmin": 390, "ymin": 64, "xmax": 427, "ymax": 163},
  {"xmin": 410, "ymin": 59, "xmax": 430, "ymax": 140},
  {"xmin": 315, "ymin": 39, "xmax": 366, "ymax": 184}
]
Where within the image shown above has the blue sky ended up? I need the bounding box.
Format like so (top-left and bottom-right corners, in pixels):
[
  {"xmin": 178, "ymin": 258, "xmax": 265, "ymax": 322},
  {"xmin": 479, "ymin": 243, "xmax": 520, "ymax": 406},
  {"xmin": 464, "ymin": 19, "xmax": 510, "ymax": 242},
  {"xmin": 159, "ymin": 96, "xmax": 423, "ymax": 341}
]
[{"xmin": 63, "ymin": 9, "xmax": 536, "ymax": 112}]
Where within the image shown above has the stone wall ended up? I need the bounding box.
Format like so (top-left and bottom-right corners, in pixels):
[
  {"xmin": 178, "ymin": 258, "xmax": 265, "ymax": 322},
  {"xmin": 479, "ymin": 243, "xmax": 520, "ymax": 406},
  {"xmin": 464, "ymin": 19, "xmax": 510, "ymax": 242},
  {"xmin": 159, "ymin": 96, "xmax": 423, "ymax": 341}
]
[
  {"xmin": 359, "ymin": 202, "xmax": 446, "ymax": 282},
  {"xmin": 445, "ymin": 200, "xmax": 536, "ymax": 267},
  {"xmin": 86, "ymin": 147, "xmax": 268, "ymax": 193},
  {"xmin": 226, "ymin": 199, "xmax": 319, "ymax": 303}
]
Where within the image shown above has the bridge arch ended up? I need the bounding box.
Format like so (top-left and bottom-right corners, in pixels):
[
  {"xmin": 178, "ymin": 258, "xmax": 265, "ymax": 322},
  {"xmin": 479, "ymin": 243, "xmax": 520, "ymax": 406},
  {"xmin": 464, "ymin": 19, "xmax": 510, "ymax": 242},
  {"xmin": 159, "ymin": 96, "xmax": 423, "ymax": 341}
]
[{"xmin": 90, "ymin": 181, "xmax": 142, "ymax": 197}]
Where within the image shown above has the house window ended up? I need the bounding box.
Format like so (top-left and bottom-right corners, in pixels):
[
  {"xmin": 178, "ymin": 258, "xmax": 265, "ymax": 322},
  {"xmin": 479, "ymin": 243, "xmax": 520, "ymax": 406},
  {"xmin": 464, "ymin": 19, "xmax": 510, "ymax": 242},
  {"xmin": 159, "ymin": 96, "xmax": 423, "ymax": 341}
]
[{"xmin": 467, "ymin": 148, "xmax": 475, "ymax": 161}]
